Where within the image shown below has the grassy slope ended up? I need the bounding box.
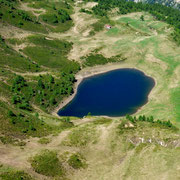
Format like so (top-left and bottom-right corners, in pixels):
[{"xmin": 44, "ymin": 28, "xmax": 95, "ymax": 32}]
[
  {"xmin": 0, "ymin": 0, "xmax": 179, "ymax": 179},
  {"xmin": 105, "ymin": 13, "xmax": 180, "ymax": 127},
  {"xmin": 0, "ymin": 117, "xmax": 179, "ymax": 179}
]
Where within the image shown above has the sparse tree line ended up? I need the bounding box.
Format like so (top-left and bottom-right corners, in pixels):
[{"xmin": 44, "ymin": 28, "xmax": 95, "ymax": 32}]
[
  {"xmin": 8, "ymin": 109, "xmax": 38, "ymax": 132},
  {"xmin": 85, "ymin": 0, "xmax": 180, "ymax": 44},
  {"xmin": 7, "ymin": 106, "xmax": 51, "ymax": 135},
  {"xmin": 42, "ymin": 8, "xmax": 72, "ymax": 24},
  {"xmin": 125, "ymin": 114, "xmax": 175, "ymax": 128}
]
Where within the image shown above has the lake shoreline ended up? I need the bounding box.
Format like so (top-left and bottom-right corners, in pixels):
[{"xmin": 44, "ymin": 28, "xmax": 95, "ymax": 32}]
[{"xmin": 52, "ymin": 62, "xmax": 157, "ymax": 117}]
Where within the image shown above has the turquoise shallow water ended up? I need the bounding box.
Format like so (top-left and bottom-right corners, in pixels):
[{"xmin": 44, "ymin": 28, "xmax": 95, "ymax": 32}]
[{"xmin": 58, "ymin": 68, "xmax": 155, "ymax": 117}]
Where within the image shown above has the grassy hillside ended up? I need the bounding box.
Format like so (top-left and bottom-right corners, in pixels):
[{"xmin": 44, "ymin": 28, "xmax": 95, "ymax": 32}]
[
  {"xmin": 0, "ymin": 0, "xmax": 179, "ymax": 179},
  {"xmin": 0, "ymin": 116, "xmax": 179, "ymax": 179}
]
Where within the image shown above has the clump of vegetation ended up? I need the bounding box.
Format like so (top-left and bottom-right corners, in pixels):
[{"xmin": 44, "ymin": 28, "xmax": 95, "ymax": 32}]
[
  {"xmin": 0, "ymin": 135, "xmax": 26, "ymax": 146},
  {"xmin": 30, "ymin": 150, "xmax": 63, "ymax": 177},
  {"xmin": 135, "ymin": 143, "xmax": 148, "ymax": 154},
  {"xmin": 62, "ymin": 125, "xmax": 97, "ymax": 147},
  {"xmin": 41, "ymin": 9, "xmax": 71, "ymax": 25},
  {"xmin": 0, "ymin": 170, "xmax": 33, "ymax": 180},
  {"xmin": 93, "ymin": 118, "xmax": 112, "ymax": 125},
  {"xmin": 80, "ymin": 8, "xmax": 92, "ymax": 14},
  {"xmin": 11, "ymin": 75, "xmax": 31, "ymax": 111},
  {"xmin": 10, "ymin": 72, "xmax": 77, "ymax": 112},
  {"xmin": 38, "ymin": 137, "xmax": 51, "ymax": 144},
  {"xmin": 68, "ymin": 153, "xmax": 87, "ymax": 169},
  {"xmin": 82, "ymin": 53, "xmax": 126, "ymax": 67},
  {"xmin": 61, "ymin": 117, "xmax": 71, "ymax": 123}
]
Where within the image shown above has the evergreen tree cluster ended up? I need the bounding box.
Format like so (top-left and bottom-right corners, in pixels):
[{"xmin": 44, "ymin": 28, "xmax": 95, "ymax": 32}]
[
  {"xmin": 5, "ymin": 72, "xmax": 77, "ymax": 136},
  {"xmin": 35, "ymin": 73, "xmax": 75, "ymax": 109},
  {"xmin": 11, "ymin": 75, "xmax": 32, "ymax": 111},
  {"xmin": 126, "ymin": 114, "xmax": 174, "ymax": 128},
  {"xmin": 42, "ymin": 8, "xmax": 71, "ymax": 24},
  {"xmin": 8, "ymin": 72, "xmax": 77, "ymax": 135},
  {"xmin": 10, "ymin": 73, "xmax": 76, "ymax": 112}
]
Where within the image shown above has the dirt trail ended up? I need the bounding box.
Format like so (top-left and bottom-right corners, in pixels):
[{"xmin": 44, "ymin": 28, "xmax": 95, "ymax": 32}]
[
  {"xmin": 0, "ymin": 23, "xmax": 32, "ymax": 39},
  {"xmin": 72, "ymin": 7, "xmax": 83, "ymax": 35},
  {"xmin": 4, "ymin": 67, "xmax": 50, "ymax": 76},
  {"xmin": 0, "ymin": 115, "xmax": 105, "ymax": 173},
  {"xmin": 0, "ymin": 129, "xmax": 71, "ymax": 174},
  {"xmin": 0, "ymin": 116, "xmax": 115, "ymax": 174},
  {"xmin": 12, "ymin": 71, "xmax": 49, "ymax": 77},
  {"xmin": 169, "ymin": 65, "xmax": 180, "ymax": 88},
  {"xmin": 48, "ymin": 1, "xmax": 98, "ymax": 60},
  {"xmin": 95, "ymin": 122, "xmax": 115, "ymax": 151},
  {"xmin": 146, "ymin": 54, "xmax": 168, "ymax": 71},
  {"xmin": 72, "ymin": 117, "xmax": 98, "ymax": 126},
  {"xmin": 0, "ymin": 96, "xmax": 9, "ymax": 103},
  {"xmin": 83, "ymin": 2, "xmax": 98, "ymax": 9},
  {"xmin": 69, "ymin": 1, "xmax": 97, "ymax": 36}
]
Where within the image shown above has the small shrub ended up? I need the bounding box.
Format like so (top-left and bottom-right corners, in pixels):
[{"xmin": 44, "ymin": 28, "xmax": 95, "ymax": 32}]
[
  {"xmin": 62, "ymin": 117, "xmax": 71, "ymax": 123},
  {"xmin": 0, "ymin": 136, "xmax": 16, "ymax": 144},
  {"xmin": 0, "ymin": 171, "xmax": 33, "ymax": 180},
  {"xmin": 38, "ymin": 137, "xmax": 51, "ymax": 144},
  {"xmin": 87, "ymin": 112, "xmax": 91, "ymax": 116},
  {"xmin": 30, "ymin": 150, "xmax": 63, "ymax": 177},
  {"xmin": 8, "ymin": 110, "xmax": 16, "ymax": 117},
  {"xmin": 68, "ymin": 153, "xmax": 86, "ymax": 169}
]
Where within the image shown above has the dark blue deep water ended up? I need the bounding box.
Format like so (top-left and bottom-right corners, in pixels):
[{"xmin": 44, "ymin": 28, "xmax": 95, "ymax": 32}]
[{"xmin": 58, "ymin": 68, "xmax": 155, "ymax": 117}]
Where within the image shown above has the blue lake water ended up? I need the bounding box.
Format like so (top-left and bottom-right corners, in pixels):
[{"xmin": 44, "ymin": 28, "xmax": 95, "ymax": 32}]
[{"xmin": 58, "ymin": 68, "xmax": 155, "ymax": 117}]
